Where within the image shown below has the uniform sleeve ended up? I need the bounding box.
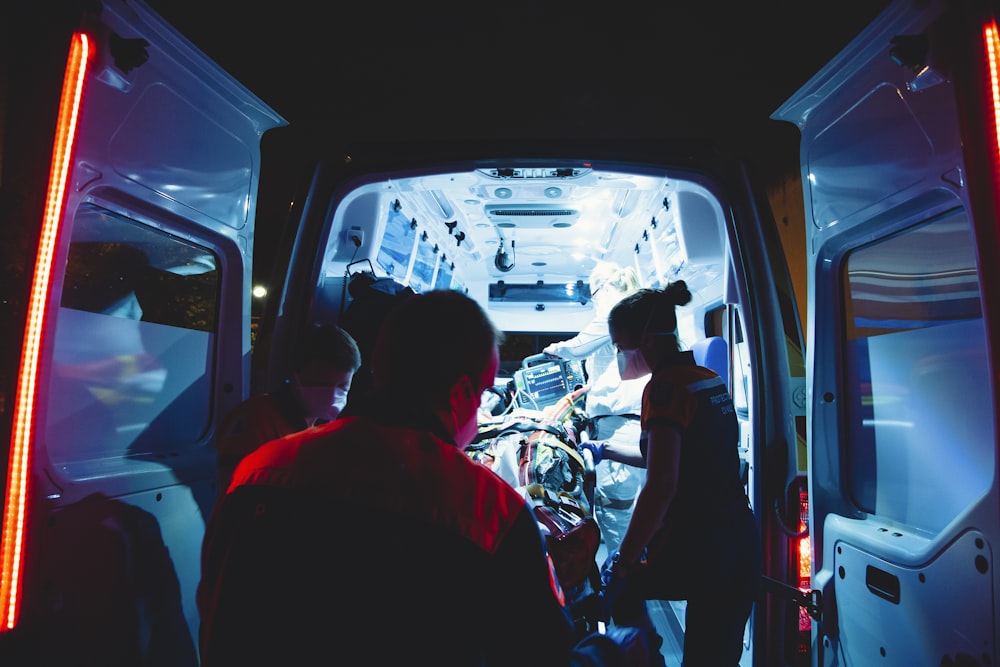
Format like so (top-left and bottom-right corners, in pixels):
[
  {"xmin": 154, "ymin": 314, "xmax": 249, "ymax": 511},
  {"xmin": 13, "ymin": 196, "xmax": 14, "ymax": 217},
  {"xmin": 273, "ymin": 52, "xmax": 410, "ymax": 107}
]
[
  {"xmin": 642, "ymin": 375, "xmax": 697, "ymax": 432},
  {"xmin": 544, "ymin": 316, "xmax": 610, "ymax": 361},
  {"xmin": 490, "ymin": 515, "xmax": 644, "ymax": 665},
  {"xmin": 485, "ymin": 505, "xmax": 579, "ymax": 665}
]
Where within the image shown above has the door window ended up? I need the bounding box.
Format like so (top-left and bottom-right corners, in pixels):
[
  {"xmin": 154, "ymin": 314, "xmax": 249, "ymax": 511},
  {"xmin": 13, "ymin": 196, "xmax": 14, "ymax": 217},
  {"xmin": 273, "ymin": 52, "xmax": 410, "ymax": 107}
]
[
  {"xmin": 842, "ymin": 209, "xmax": 993, "ymax": 534},
  {"xmin": 46, "ymin": 205, "xmax": 219, "ymax": 468},
  {"xmin": 409, "ymin": 230, "xmax": 439, "ymax": 292},
  {"xmin": 376, "ymin": 206, "xmax": 417, "ymax": 281}
]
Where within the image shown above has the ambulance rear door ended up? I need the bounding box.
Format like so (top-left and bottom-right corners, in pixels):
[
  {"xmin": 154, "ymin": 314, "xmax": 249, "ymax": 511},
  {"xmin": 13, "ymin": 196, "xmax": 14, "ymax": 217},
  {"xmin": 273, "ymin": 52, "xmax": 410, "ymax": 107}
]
[
  {"xmin": 1, "ymin": 1, "xmax": 284, "ymax": 662},
  {"xmin": 773, "ymin": 0, "xmax": 1000, "ymax": 664}
]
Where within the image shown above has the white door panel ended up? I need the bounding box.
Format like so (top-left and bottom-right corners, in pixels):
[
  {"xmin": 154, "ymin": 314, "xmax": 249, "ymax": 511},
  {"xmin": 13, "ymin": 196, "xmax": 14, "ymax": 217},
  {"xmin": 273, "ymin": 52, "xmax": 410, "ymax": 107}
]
[{"xmin": 774, "ymin": 1, "xmax": 1000, "ymax": 664}]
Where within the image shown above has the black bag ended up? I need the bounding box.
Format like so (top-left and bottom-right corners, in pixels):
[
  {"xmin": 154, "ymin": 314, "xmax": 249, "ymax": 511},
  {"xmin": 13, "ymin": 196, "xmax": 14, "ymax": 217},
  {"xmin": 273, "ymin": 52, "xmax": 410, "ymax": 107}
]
[{"xmin": 338, "ymin": 264, "xmax": 415, "ymax": 408}]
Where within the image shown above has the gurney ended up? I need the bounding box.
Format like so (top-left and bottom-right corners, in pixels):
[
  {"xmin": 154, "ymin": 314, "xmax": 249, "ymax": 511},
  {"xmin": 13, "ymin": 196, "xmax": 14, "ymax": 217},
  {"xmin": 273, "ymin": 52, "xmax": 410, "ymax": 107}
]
[{"xmin": 467, "ymin": 379, "xmax": 604, "ymax": 636}]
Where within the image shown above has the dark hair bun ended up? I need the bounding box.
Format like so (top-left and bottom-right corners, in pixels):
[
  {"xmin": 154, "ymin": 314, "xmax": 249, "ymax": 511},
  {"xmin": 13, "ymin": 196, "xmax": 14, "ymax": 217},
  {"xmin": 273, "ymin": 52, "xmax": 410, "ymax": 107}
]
[{"xmin": 665, "ymin": 280, "xmax": 692, "ymax": 307}]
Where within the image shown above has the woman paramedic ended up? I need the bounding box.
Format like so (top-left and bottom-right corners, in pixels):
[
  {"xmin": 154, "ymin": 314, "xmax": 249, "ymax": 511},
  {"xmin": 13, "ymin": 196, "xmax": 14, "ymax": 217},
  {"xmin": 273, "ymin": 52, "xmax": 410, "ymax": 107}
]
[{"xmin": 597, "ymin": 281, "xmax": 760, "ymax": 667}]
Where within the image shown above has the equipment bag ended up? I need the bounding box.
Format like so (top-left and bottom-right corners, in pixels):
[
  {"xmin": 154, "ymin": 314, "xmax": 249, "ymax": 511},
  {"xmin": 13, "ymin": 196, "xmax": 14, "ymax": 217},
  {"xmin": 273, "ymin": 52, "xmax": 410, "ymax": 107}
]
[{"xmin": 524, "ymin": 483, "xmax": 601, "ymax": 595}]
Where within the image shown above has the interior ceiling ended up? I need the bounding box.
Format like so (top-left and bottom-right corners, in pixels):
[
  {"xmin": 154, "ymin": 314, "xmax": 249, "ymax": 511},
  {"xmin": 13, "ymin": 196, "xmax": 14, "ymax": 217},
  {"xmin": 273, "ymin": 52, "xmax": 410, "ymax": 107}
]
[{"xmin": 395, "ymin": 167, "xmax": 674, "ymax": 286}]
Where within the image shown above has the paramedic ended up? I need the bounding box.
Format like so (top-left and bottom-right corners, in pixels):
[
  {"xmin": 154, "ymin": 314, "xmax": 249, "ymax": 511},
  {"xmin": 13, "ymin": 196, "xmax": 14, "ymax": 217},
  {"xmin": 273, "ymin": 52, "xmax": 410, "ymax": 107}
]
[
  {"xmin": 214, "ymin": 322, "xmax": 360, "ymax": 493},
  {"xmin": 600, "ymin": 282, "xmax": 760, "ymax": 666},
  {"xmin": 543, "ymin": 261, "xmax": 647, "ymax": 555},
  {"xmin": 197, "ymin": 290, "xmax": 650, "ymax": 667}
]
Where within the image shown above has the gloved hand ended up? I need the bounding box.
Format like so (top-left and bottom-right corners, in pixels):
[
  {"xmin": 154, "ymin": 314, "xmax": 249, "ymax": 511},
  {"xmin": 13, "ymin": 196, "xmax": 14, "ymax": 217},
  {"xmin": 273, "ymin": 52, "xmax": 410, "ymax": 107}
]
[
  {"xmin": 603, "ymin": 626, "xmax": 653, "ymax": 667},
  {"xmin": 598, "ymin": 550, "xmax": 630, "ymax": 620},
  {"xmin": 570, "ymin": 626, "xmax": 651, "ymax": 667},
  {"xmin": 579, "ymin": 440, "xmax": 606, "ymax": 466}
]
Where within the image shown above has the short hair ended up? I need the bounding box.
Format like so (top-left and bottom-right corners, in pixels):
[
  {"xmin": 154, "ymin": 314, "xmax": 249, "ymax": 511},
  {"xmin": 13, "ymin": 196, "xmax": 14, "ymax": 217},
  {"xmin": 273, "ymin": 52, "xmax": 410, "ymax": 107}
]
[
  {"xmin": 371, "ymin": 290, "xmax": 502, "ymax": 404},
  {"xmin": 296, "ymin": 324, "xmax": 361, "ymax": 373}
]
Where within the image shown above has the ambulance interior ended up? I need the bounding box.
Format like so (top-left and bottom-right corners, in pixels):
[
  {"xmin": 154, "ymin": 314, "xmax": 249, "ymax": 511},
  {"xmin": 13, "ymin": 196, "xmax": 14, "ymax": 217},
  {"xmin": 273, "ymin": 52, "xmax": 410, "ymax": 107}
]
[
  {"xmin": 318, "ymin": 166, "xmax": 742, "ymax": 360},
  {"xmin": 303, "ymin": 162, "xmax": 757, "ymax": 656},
  {"xmin": 307, "ymin": 162, "xmax": 753, "ymax": 484}
]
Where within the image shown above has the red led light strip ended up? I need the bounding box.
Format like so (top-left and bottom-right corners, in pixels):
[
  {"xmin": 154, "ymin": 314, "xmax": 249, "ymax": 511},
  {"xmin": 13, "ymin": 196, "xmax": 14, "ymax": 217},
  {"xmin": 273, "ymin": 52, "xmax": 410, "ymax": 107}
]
[
  {"xmin": 986, "ymin": 22, "xmax": 1000, "ymax": 180},
  {"xmin": 1, "ymin": 31, "xmax": 91, "ymax": 632}
]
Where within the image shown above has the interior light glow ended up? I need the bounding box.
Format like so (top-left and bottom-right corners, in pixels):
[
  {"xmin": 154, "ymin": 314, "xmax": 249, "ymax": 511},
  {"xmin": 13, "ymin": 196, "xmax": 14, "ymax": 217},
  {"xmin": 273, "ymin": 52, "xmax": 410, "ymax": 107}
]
[{"xmin": 1, "ymin": 31, "xmax": 91, "ymax": 632}]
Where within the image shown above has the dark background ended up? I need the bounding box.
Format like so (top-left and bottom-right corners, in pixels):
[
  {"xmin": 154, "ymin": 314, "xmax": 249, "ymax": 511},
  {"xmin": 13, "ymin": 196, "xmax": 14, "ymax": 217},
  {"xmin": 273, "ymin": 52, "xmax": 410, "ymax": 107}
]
[
  {"xmin": 145, "ymin": 1, "xmax": 891, "ymax": 183},
  {"xmin": 0, "ymin": 1, "xmax": 894, "ymax": 335},
  {"xmin": 143, "ymin": 0, "xmax": 892, "ymax": 310}
]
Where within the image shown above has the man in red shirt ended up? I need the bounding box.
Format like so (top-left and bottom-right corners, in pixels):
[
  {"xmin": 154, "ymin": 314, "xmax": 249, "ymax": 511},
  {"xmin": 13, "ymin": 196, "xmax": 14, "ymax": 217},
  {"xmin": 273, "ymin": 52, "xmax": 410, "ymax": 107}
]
[{"xmin": 198, "ymin": 290, "xmax": 649, "ymax": 666}]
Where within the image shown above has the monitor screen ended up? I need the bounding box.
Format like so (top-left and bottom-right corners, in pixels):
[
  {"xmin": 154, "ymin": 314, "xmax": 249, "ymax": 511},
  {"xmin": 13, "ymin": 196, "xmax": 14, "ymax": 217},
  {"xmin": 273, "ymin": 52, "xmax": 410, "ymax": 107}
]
[{"xmin": 517, "ymin": 361, "xmax": 568, "ymax": 409}]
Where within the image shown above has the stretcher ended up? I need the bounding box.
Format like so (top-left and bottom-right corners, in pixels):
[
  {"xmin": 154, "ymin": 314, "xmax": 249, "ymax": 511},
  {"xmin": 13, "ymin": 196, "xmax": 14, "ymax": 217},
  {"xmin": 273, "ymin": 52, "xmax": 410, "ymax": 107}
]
[{"xmin": 467, "ymin": 379, "xmax": 604, "ymax": 636}]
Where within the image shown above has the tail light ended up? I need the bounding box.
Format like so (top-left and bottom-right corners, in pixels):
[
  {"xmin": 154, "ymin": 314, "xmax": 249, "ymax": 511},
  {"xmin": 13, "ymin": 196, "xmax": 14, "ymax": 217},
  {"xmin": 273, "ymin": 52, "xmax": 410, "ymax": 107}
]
[
  {"xmin": 793, "ymin": 481, "xmax": 811, "ymax": 660},
  {"xmin": 1, "ymin": 31, "xmax": 92, "ymax": 632}
]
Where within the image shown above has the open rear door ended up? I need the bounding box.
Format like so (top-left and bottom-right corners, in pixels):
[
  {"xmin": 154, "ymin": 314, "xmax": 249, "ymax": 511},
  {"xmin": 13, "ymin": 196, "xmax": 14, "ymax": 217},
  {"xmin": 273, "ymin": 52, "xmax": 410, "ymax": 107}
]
[
  {"xmin": 774, "ymin": 0, "xmax": 1000, "ymax": 664},
  {"xmin": 1, "ymin": 1, "xmax": 284, "ymax": 662}
]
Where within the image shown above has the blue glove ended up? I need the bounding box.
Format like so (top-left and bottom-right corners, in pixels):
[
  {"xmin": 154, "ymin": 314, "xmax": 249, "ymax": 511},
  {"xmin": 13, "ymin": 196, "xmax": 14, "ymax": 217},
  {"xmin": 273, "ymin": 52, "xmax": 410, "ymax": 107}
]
[
  {"xmin": 579, "ymin": 440, "xmax": 606, "ymax": 466},
  {"xmin": 602, "ymin": 626, "xmax": 652, "ymax": 667},
  {"xmin": 597, "ymin": 550, "xmax": 630, "ymax": 620},
  {"xmin": 599, "ymin": 550, "xmax": 617, "ymax": 588},
  {"xmin": 572, "ymin": 627, "xmax": 651, "ymax": 667}
]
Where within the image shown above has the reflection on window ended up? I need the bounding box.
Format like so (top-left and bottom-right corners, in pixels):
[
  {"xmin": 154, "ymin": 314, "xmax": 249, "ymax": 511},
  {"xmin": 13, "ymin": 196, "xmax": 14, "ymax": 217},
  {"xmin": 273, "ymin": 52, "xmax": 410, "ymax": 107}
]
[
  {"xmin": 410, "ymin": 232, "xmax": 439, "ymax": 293},
  {"xmin": 488, "ymin": 281, "xmax": 590, "ymax": 304},
  {"xmin": 435, "ymin": 257, "xmax": 454, "ymax": 290},
  {"xmin": 843, "ymin": 210, "xmax": 993, "ymax": 534},
  {"xmin": 376, "ymin": 208, "xmax": 416, "ymax": 281},
  {"xmin": 47, "ymin": 205, "xmax": 219, "ymax": 469},
  {"xmin": 652, "ymin": 215, "xmax": 683, "ymax": 284},
  {"xmin": 634, "ymin": 231, "xmax": 657, "ymax": 288}
]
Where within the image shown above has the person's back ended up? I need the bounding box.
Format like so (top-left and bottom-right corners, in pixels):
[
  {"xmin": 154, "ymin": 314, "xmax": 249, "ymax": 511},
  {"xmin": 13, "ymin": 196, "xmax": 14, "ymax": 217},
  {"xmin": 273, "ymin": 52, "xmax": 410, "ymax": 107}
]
[
  {"xmin": 198, "ymin": 290, "xmax": 647, "ymax": 666},
  {"xmin": 201, "ymin": 417, "xmax": 566, "ymax": 665}
]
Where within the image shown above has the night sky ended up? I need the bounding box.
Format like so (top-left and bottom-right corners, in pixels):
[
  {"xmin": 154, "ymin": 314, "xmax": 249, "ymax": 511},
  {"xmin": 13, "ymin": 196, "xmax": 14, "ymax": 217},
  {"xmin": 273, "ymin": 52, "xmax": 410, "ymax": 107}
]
[
  {"xmin": 144, "ymin": 1, "xmax": 891, "ymax": 181},
  {"xmin": 137, "ymin": 1, "xmax": 896, "ymax": 302}
]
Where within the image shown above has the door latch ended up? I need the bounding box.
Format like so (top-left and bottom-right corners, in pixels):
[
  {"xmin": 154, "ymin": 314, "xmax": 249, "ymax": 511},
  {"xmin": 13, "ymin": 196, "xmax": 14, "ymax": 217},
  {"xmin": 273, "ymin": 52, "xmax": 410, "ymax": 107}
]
[{"xmin": 761, "ymin": 575, "xmax": 822, "ymax": 622}]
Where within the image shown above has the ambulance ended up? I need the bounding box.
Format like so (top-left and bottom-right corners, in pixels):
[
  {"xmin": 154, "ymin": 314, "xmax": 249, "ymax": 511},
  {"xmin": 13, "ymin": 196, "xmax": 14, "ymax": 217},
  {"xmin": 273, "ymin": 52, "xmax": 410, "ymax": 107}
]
[{"xmin": 1, "ymin": 0, "xmax": 997, "ymax": 664}]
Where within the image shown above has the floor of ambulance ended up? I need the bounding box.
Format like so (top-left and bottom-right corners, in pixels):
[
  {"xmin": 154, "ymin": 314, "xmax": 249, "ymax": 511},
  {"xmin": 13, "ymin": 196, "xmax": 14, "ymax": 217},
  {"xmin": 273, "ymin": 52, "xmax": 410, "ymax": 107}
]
[{"xmin": 595, "ymin": 542, "xmax": 752, "ymax": 667}]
